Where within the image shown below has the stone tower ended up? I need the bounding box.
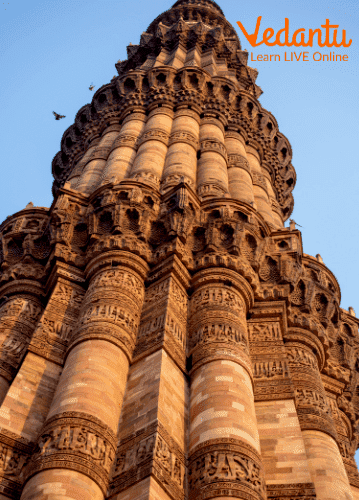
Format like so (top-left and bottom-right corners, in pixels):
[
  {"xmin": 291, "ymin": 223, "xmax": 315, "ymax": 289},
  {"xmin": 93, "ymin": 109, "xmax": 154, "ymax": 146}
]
[{"xmin": 0, "ymin": 1, "xmax": 358, "ymax": 499}]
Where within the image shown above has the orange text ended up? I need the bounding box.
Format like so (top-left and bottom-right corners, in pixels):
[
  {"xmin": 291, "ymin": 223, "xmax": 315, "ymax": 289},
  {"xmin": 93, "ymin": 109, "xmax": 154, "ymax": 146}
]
[{"xmin": 236, "ymin": 17, "xmax": 352, "ymax": 48}]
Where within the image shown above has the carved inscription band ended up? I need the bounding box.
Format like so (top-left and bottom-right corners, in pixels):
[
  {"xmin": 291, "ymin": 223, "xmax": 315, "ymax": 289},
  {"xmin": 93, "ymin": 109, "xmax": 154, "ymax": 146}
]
[
  {"xmin": 110, "ymin": 424, "xmax": 185, "ymax": 500},
  {"xmin": 27, "ymin": 412, "xmax": 116, "ymax": 493},
  {"xmin": 68, "ymin": 266, "xmax": 145, "ymax": 359},
  {"xmin": 189, "ymin": 439, "xmax": 266, "ymax": 500}
]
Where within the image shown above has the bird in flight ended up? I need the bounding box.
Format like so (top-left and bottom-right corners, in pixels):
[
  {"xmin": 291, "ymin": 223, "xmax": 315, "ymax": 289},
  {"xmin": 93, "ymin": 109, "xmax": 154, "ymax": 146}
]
[
  {"xmin": 53, "ymin": 111, "xmax": 66, "ymax": 120},
  {"xmin": 89, "ymin": 84, "xmax": 95, "ymax": 91}
]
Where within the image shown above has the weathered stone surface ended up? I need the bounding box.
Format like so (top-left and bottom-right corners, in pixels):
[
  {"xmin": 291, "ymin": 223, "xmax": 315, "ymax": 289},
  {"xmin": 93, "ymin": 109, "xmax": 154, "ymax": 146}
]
[{"xmin": 0, "ymin": 1, "xmax": 357, "ymax": 499}]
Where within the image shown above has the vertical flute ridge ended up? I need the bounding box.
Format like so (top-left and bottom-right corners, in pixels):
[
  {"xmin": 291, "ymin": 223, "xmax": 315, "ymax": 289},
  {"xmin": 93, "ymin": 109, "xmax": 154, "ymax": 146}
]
[{"xmin": 0, "ymin": 1, "xmax": 357, "ymax": 500}]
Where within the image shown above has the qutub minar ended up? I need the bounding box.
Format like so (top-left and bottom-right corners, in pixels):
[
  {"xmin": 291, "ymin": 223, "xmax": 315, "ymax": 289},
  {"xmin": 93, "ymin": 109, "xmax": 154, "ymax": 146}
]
[{"xmin": 0, "ymin": 1, "xmax": 358, "ymax": 499}]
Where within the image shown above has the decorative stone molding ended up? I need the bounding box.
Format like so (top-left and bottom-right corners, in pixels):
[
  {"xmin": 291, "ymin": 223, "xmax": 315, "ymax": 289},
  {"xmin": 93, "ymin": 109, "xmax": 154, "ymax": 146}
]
[
  {"xmin": 27, "ymin": 412, "xmax": 116, "ymax": 494},
  {"xmin": 188, "ymin": 439, "xmax": 266, "ymax": 500},
  {"xmin": 253, "ymin": 359, "xmax": 289, "ymax": 379},
  {"xmin": 0, "ymin": 430, "xmax": 33, "ymax": 497},
  {"xmin": 160, "ymin": 173, "xmax": 194, "ymax": 192},
  {"xmin": 249, "ymin": 315, "xmax": 295, "ymax": 401},
  {"xmin": 190, "ymin": 322, "xmax": 248, "ymax": 352},
  {"xmin": 29, "ymin": 274, "xmax": 85, "ymax": 364},
  {"xmin": 252, "ymin": 173, "xmax": 268, "ymax": 193},
  {"xmin": 0, "ymin": 295, "xmax": 43, "ymax": 379},
  {"xmin": 248, "ymin": 321, "xmax": 282, "ymax": 342},
  {"xmin": 134, "ymin": 267, "xmax": 188, "ymax": 371},
  {"xmin": 110, "ymin": 422, "xmax": 186, "ymax": 500},
  {"xmin": 197, "ymin": 183, "xmax": 229, "ymax": 199},
  {"xmin": 1, "ymin": 0, "xmax": 359, "ymax": 497},
  {"xmin": 266, "ymin": 483, "xmax": 316, "ymax": 500},
  {"xmin": 169, "ymin": 131, "xmax": 198, "ymax": 149},
  {"xmin": 190, "ymin": 285, "xmax": 244, "ymax": 316},
  {"xmin": 137, "ymin": 128, "xmax": 170, "ymax": 147},
  {"xmin": 110, "ymin": 133, "xmax": 139, "ymax": 152},
  {"xmin": 199, "ymin": 139, "xmax": 228, "ymax": 161},
  {"xmin": 189, "ymin": 269, "xmax": 251, "ymax": 373},
  {"xmin": 227, "ymin": 154, "xmax": 251, "ymax": 175},
  {"xmin": 131, "ymin": 171, "xmax": 161, "ymax": 190},
  {"xmin": 286, "ymin": 340, "xmax": 338, "ymax": 439}
]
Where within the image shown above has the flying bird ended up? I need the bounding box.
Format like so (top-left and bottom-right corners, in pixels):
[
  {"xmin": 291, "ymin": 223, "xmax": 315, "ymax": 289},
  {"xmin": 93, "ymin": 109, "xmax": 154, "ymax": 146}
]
[
  {"xmin": 53, "ymin": 111, "xmax": 66, "ymax": 120},
  {"xmin": 89, "ymin": 84, "xmax": 95, "ymax": 91}
]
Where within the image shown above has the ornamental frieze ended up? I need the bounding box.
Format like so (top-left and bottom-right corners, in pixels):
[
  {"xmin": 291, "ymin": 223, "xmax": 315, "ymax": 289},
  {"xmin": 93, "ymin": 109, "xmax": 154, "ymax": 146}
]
[
  {"xmin": 0, "ymin": 297, "xmax": 42, "ymax": 325},
  {"xmin": 190, "ymin": 286, "xmax": 244, "ymax": 316},
  {"xmin": 253, "ymin": 360, "xmax": 289, "ymax": 379},
  {"xmin": 51, "ymin": 282, "xmax": 85, "ymax": 307},
  {"xmin": 80, "ymin": 303, "xmax": 138, "ymax": 334},
  {"xmin": 253, "ymin": 379, "xmax": 294, "ymax": 401},
  {"xmin": 295, "ymin": 388, "xmax": 331, "ymax": 414},
  {"xmin": 285, "ymin": 346, "xmax": 318, "ymax": 369},
  {"xmin": 227, "ymin": 154, "xmax": 251, "ymax": 174},
  {"xmin": 251, "ymin": 172, "xmax": 268, "ymax": 192},
  {"xmin": 248, "ymin": 322, "xmax": 282, "ymax": 342},
  {"xmin": 188, "ymin": 440, "xmax": 266, "ymax": 500},
  {"xmin": 266, "ymin": 483, "xmax": 316, "ymax": 500},
  {"xmin": 110, "ymin": 134, "xmax": 138, "ymax": 151},
  {"xmin": 160, "ymin": 173, "xmax": 194, "ymax": 192},
  {"xmin": 0, "ymin": 296, "xmax": 44, "ymax": 377},
  {"xmin": 131, "ymin": 171, "xmax": 161, "ymax": 189},
  {"xmin": 89, "ymin": 268, "xmax": 144, "ymax": 301},
  {"xmin": 190, "ymin": 323, "xmax": 247, "ymax": 351},
  {"xmin": 35, "ymin": 318, "xmax": 72, "ymax": 342},
  {"xmin": 137, "ymin": 311, "xmax": 186, "ymax": 348},
  {"xmin": 199, "ymin": 139, "xmax": 228, "ymax": 161},
  {"xmin": 110, "ymin": 424, "xmax": 185, "ymax": 500},
  {"xmin": 0, "ymin": 443, "xmax": 29, "ymax": 478},
  {"xmin": 169, "ymin": 131, "xmax": 198, "ymax": 149},
  {"xmin": 197, "ymin": 183, "xmax": 229, "ymax": 199},
  {"xmin": 0, "ymin": 430, "xmax": 33, "ymax": 498},
  {"xmin": 28, "ymin": 412, "xmax": 116, "ymax": 493},
  {"xmin": 137, "ymin": 128, "xmax": 170, "ymax": 147}
]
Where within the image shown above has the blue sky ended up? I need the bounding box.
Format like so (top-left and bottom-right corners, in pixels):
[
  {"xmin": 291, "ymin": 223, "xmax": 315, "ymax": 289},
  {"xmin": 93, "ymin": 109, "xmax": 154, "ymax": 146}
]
[{"xmin": 1, "ymin": 0, "xmax": 358, "ymax": 462}]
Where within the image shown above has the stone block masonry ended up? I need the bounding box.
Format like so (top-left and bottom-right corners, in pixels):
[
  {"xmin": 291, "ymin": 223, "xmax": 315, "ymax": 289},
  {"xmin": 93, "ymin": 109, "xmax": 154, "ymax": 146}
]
[{"xmin": 0, "ymin": 0, "xmax": 358, "ymax": 499}]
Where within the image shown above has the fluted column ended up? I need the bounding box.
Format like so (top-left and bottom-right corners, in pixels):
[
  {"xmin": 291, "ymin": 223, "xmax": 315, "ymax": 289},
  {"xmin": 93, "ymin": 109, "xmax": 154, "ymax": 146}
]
[
  {"xmin": 0, "ymin": 294, "xmax": 43, "ymax": 405},
  {"xmin": 161, "ymin": 107, "xmax": 200, "ymax": 192},
  {"xmin": 109, "ymin": 255, "xmax": 189, "ymax": 500},
  {"xmin": 285, "ymin": 332, "xmax": 353, "ymax": 500},
  {"xmin": 75, "ymin": 125, "xmax": 122, "ymax": 195},
  {"xmin": 246, "ymin": 146, "xmax": 274, "ymax": 226},
  {"xmin": 262, "ymin": 164, "xmax": 284, "ymax": 228},
  {"xmin": 21, "ymin": 251, "xmax": 148, "ymax": 500},
  {"xmin": 67, "ymin": 137, "xmax": 101, "ymax": 188},
  {"xmin": 197, "ymin": 113, "xmax": 229, "ymax": 199},
  {"xmin": 0, "ymin": 264, "xmax": 85, "ymax": 444},
  {"xmin": 188, "ymin": 268, "xmax": 266, "ymax": 500},
  {"xmin": 101, "ymin": 112, "xmax": 146, "ymax": 183},
  {"xmin": 225, "ymin": 129, "xmax": 255, "ymax": 206},
  {"xmin": 130, "ymin": 106, "xmax": 174, "ymax": 190}
]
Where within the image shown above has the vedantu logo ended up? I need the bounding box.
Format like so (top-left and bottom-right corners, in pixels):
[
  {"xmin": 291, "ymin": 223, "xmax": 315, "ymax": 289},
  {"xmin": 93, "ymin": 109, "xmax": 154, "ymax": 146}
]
[{"xmin": 236, "ymin": 17, "xmax": 352, "ymax": 48}]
